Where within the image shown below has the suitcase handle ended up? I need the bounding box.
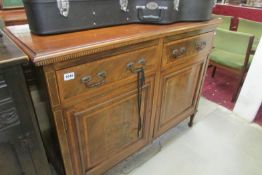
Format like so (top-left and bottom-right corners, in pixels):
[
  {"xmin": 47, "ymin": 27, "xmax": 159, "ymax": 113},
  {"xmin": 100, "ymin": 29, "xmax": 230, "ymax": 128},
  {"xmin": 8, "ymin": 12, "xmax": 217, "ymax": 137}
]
[{"xmin": 138, "ymin": 9, "xmax": 162, "ymax": 22}]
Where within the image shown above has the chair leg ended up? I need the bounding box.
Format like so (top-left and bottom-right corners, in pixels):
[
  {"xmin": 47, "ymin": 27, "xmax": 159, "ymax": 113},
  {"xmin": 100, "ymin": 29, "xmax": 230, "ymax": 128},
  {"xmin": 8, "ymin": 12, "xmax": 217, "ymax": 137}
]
[
  {"xmin": 212, "ymin": 66, "xmax": 217, "ymax": 78},
  {"xmin": 188, "ymin": 113, "xmax": 196, "ymax": 127},
  {"xmin": 232, "ymin": 72, "xmax": 246, "ymax": 102}
]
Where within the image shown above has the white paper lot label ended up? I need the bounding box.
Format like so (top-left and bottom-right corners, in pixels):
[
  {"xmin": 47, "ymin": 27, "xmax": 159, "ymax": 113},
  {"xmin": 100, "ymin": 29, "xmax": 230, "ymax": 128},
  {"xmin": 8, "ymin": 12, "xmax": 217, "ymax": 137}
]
[{"xmin": 64, "ymin": 72, "xmax": 75, "ymax": 81}]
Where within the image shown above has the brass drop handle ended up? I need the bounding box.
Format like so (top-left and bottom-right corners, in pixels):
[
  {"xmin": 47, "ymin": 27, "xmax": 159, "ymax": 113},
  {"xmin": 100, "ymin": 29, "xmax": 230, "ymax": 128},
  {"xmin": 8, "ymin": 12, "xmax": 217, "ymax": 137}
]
[
  {"xmin": 172, "ymin": 49, "xmax": 179, "ymax": 58},
  {"xmin": 127, "ymin": 58, "xmax": 146, "ymax": 138},
  {"xmin": 180, "ymin": 47, "xmax": 187, "ymax": 55},
  {"xmin": 172, "ymin": 47, "xmax": 187, "ymax": 58},
  {"xmin": 127, "ymin": 58, "xmax": 146, "ymax": 73},
  {"xmin": 81, "ymin": 71, "xmax": 107, "ymax": 88},
  {"xmin": 195, "ymin": 41, "xmax": 207, "ymax": 51}
]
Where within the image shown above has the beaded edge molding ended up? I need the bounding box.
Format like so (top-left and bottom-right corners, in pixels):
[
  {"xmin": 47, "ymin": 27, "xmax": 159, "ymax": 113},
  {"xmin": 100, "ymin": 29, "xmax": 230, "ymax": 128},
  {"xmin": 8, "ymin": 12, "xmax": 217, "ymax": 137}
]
[{"xmin": 34, "ymin": 37, "xmax": 157, "ymax": 66}]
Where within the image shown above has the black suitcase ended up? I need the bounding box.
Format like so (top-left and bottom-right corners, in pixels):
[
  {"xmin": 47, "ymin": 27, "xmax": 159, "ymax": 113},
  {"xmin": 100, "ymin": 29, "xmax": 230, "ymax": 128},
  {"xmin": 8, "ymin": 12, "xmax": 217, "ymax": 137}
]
[{"xmin": 22, "ymin": 0, "xmax": 215, "ymax": 35}]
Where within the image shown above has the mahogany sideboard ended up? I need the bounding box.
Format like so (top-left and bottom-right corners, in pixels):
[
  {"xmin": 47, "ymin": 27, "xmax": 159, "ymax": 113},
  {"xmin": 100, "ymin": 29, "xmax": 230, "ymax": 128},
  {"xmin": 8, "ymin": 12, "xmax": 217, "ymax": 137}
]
[
  {"xmin": 0, "ymin": 30, "xmax": 51, "ymax": 174},
  {"xmin": 4, "ymin": 18, "xmax": 221, "ymax": 175}
]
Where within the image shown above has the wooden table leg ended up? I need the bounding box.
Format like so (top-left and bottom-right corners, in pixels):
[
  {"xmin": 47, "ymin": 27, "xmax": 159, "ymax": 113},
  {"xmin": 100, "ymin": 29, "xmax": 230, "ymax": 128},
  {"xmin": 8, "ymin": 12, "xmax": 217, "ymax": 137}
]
[{"xmin": 188, "ymin": 113, "xmax": 196, "ymax": 127}]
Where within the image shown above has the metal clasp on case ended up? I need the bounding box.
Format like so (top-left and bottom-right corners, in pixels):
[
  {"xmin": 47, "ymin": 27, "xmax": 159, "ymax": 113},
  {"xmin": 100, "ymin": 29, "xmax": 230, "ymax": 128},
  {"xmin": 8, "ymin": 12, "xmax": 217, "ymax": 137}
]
[
  {"xmin": 213, "ymin": 0, "xmax": 217, "ymax": 7},
  {"xmin": 136, "ymin": 2, "xmax": 168, "ymax": 10},
  {"xmin": 120, "ymin": 0, "xmax": 128, "ymax": 12},
  {"xmin": 57, "ymin": 0, "xmax": 70, "ymax": 17},
  {"xmin": 174, "ymin": 0, "xmax": 180, "ymax": 11}
]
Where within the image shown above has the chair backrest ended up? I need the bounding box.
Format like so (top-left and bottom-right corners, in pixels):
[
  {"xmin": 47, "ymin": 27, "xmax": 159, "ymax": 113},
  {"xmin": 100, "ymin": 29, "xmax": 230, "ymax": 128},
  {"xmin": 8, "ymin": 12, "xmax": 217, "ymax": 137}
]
[
  {"xmin": 214, "ymin": 28, "xmax": 254, "ymax": 56},
  {"xmin": 237, "ymin": 18, "xmax": 262, "ymax": 50},
  {"xmin": 213, "ymin": 14, "xmax": 232, "ymax": 30},
  {"xmin": 1, "ymin": 0, "xmax": 23, "ymax": 9}
]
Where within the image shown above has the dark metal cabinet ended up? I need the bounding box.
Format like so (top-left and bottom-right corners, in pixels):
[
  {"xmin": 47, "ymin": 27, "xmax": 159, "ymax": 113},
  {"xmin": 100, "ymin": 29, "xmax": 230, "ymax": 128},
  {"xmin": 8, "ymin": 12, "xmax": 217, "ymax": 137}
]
[{"xmin": 0, "ymin": 31, "xmax": 52, "ymax": 175}]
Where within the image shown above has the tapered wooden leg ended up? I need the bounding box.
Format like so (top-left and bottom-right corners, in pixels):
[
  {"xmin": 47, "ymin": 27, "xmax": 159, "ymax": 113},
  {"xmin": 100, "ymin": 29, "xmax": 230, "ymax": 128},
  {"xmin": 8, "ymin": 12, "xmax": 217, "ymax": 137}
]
[
  {"xmin": 212, "ymin": 66, "xmax": 217, "ymax": 78},
  {"xmin": 231, "ymin": 72, "xmax": 246, "ymax": 102},
  {"xmin": 188, "ymin": 113, "xmax": 196, "ymax": 127}
]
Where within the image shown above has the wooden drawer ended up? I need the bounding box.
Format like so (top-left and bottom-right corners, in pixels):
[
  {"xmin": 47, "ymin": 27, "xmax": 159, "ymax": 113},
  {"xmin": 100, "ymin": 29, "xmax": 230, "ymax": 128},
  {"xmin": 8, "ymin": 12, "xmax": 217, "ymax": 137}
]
[
  {"xmin": 163, "ymin": 32, "xmax": 214, "ymax": 67},
  {"xmin": 56, "ymin": 46, "xmax": 159, "ymax": 102}
]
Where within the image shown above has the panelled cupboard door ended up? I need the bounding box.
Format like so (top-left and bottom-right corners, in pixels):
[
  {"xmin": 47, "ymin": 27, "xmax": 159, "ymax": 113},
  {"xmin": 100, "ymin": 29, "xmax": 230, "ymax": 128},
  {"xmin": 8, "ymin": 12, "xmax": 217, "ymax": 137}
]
[
  {"xmin": 154, "ymin": 59, "xmax": 206, "ymax": 137},
  {"xmin": 62, "ymin": 76, "xmax": 155, "ymax": 175}
]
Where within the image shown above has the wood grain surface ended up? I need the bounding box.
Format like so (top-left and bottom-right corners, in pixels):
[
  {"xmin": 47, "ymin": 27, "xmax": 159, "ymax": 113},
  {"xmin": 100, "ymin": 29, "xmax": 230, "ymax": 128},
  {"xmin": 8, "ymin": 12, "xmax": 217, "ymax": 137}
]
[
  {"xmin": 4, "ymin": 18, "xmax": 221, "ymax": 66},
  {"xmin": 0, "ymin": 9, "xmax": 27, "ymax": 26}
]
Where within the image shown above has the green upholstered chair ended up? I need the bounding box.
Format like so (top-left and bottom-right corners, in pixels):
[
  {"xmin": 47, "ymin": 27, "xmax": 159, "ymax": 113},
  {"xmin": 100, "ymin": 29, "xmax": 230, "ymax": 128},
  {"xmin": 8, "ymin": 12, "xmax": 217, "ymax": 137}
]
[
  {"xmin": 213, "ymin": 14, "xmax": 233, "ymax": 30},
  {"xmin": 0, "ymin": 18, "xmax": 4, "ymax": 37},
  {"xmin": 237, "ymin": 18, "xmax": 262, "ymax": 52},
  {"xmin": 0, "ymin": 18, "xmax": 4, "ymax": 29},
  {"xmin": 210, "ymin": 28, "xmax": 254, "ymax": 102}
]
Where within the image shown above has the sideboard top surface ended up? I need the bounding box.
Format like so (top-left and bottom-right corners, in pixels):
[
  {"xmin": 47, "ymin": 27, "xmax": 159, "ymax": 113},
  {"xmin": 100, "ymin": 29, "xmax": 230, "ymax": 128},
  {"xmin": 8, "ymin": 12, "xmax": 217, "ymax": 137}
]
[
  {"xmin": 4, "ymin": 18, "xmax": 222, "ymax": 66},
  {"xmin": 0, "ymin": 9, "xmax": 27, "ymax": 25},
  {"xmin": 0, "ymin": 30, "xmax": 27, "ymax": 67}
]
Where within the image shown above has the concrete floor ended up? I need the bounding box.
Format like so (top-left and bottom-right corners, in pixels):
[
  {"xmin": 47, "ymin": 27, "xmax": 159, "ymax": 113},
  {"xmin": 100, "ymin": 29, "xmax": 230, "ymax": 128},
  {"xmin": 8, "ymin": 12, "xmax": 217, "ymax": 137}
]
[{"xmin": 107, "ymin": 97, "xmax": 262, "ymax": 175}]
